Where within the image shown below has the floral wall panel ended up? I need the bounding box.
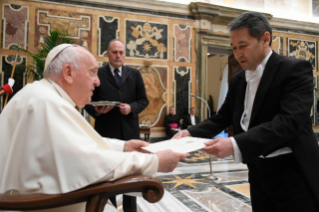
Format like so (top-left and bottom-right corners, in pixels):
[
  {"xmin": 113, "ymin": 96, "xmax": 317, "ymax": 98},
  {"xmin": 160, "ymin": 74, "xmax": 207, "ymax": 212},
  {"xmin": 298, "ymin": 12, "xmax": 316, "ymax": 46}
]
[
  {"xmin": 125, "ymin": 20, "xmax": 168, "ymax": 60},
  {"xmin": 272, "ymin": 36, "xmax": 283, "ymax": 55},
  {"xmin": 2, "ymin": 4, "xmax": 29, "ymax": 50},
  {"xmin": 35, "ymin": 9, "xmax": 92, "ymax": 51},
  {"xmin": 174, "ymin": 24, "xmax": 192, "ymax": 62},
  {"xmin": 287, "ymin": 38, "xmax": 318, "ymax": 71},
  {"xmin": 128, "ymin": 65, "xmax": 167, "ymax": 127},
  {"xmin": 174, "ymin": 66, "xmax": 191, "ymax": 119},
  {"xmin": 98, "ymin": 16, "xmax": 119, "ymax": 57}
]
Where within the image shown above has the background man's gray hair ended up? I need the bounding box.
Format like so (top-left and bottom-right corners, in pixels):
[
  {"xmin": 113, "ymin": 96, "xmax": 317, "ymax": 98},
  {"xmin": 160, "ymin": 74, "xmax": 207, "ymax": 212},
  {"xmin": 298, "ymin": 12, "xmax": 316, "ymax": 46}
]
[
  {"xmin": 228, "ymin": 12, "xmax": 272, "ymax": 46},
  {"xmin": 107, "ymin": 39, "xmax": 125, "ymax": 51},
  {"xmin": 43, "ymin": 45, "xmax": 86, "ymax": 79}
]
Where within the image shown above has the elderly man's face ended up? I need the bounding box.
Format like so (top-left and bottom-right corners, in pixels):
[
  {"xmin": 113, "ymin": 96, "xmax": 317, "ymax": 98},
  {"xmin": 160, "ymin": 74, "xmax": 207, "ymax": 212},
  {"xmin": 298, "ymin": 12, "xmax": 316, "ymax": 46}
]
[
  {"xmin": 72, "ymin": 52, "xmax": 99, "ymax": 107},
  {"xmin": 107, "ymin": 41, "xmax": 125, "ymax": 68},
  {"xmin": 190, "ymin": 108, "xmax": 195, "ymax": 115}
]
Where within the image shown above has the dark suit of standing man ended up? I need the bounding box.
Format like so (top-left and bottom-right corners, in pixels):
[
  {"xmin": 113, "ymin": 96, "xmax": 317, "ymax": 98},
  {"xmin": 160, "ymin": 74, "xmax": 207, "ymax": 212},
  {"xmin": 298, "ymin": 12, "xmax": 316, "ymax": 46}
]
[
  {"xmin": 85, "ymin": 40, "xmax": 149, "ymax": 212},
  {"xmin": 183, "ymin": 107, "xmax": 199, "ymax": 129},
  {"xmin": 174, "ymin": 12, "xmax": 319, "ymax": 212}
]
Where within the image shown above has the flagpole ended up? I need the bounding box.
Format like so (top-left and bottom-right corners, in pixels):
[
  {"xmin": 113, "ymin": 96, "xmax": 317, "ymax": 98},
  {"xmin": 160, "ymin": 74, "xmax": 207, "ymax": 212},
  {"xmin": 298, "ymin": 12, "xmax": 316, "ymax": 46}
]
[{"xmin": 3, "ymin": 40, "xmax": 22, "ymax": 109}]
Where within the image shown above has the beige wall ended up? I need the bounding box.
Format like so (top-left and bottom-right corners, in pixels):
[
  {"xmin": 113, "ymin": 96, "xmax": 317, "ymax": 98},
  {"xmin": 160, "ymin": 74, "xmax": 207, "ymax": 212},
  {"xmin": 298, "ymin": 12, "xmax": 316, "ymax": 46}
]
[{"xmin": 206, "ymin": 55, "xmax": 228, "ymax": 113}]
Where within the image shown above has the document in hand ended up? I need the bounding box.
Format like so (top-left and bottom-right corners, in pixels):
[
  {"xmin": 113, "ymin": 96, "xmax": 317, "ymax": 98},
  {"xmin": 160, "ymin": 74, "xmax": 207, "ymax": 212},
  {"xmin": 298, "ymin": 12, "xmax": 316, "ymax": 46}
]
[{"xmin": 142, "ymin": 137, "xmax": 211, "ymax": 154}]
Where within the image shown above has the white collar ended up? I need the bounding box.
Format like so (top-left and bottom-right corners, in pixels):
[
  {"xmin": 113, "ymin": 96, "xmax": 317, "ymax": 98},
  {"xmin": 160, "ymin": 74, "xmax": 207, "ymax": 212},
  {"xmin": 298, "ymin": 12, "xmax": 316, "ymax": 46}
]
[
  {"xmin": 109, "ymin": 64, "xmax": 122, "ymax": 76},
  {"xmin": 44, "ymin": 78, "xmax": 76, "ymax": 107}
]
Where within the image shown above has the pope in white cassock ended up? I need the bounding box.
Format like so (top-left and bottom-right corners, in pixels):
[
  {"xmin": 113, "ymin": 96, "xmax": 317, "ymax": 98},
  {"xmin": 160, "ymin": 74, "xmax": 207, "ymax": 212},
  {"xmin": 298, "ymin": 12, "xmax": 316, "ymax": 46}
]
[{"xmin": 0, "ymin": 44, "xmax": 186, "ymax": 212}]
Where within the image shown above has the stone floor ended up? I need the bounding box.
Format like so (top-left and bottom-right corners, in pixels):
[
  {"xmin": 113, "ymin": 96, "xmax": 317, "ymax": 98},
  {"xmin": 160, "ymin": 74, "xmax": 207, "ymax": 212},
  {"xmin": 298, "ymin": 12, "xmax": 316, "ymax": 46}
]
[{"xmin": 115, "ymin": 151, "xmax": 250, "ymax": 212}]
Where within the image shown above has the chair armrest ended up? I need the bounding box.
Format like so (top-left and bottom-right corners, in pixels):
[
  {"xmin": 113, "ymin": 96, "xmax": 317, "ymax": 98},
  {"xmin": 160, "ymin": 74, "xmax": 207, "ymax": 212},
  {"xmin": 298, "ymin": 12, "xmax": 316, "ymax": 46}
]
[{"xmin": 0, "ymin": 174, "xmax": 163, "ymax": 211}]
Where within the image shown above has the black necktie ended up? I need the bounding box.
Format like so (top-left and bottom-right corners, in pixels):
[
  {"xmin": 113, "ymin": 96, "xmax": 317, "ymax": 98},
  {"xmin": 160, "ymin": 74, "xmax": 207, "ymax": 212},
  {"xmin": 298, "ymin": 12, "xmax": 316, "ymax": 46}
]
[{"xmin": 114, "ymin": 68, "xmax": 121, "ymax": 86}]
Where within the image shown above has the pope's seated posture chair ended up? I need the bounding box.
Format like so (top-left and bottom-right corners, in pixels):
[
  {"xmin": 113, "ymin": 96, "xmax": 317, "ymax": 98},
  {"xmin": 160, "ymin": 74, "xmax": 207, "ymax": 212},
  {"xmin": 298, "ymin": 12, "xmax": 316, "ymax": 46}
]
[{"xmin": 0, "ymin": 175, "xmax": 163, "ymax": 212}]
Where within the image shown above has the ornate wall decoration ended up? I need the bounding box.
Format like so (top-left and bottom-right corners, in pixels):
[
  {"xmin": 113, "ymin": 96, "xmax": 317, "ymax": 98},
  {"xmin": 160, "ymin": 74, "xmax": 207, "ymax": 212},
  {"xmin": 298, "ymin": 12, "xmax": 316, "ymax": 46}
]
[
  {"xmin": 0, "ymin": 54, "xmax": 27, "ymax": 110},
  {"xmin": 174, "ymin": 24, "xmax": 192, "ymax": 62},
  {"xmin": 128, "ymin": 65, "xmax": 167, "ymax": 127},
  {"xmin": 98, "ymin": 16, "xmax": 119, "ymax": 57},
  {"xmin": 125, "ymin": 20, "xmax": 168, "ymax": 60},
  {"xmin": 272, "ymin": 36, "xmax": 283, "ymax": 55},
  {"xmin": 1, "ymin": 4, "xmax": 29, "ymax": 50},
  {"xmin": 287, "ymin": 38, "xmax": 317, "ymax": 71},
  {"xmin": 174, "ymin": 66, "xmax": 191, "ymax": 119},
  {"xmin": 35, "ymin": 9, "xmax": 92, "ymax": 51}
]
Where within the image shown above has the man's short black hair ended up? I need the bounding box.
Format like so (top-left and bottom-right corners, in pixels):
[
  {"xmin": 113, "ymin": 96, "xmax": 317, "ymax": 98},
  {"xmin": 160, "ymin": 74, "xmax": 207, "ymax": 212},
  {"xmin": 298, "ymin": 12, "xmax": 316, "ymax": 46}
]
[{"xmin": 228, "ymin": 12, "xmax": 272, "ymax": 46}]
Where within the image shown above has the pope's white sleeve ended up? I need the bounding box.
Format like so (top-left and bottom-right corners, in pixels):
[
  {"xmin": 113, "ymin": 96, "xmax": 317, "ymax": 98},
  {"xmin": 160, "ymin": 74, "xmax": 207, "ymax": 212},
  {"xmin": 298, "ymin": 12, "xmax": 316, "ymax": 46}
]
[
  {"xmin": 94, "ymin": 152, "xmax": 159, "ymax": 184},
  {"xmin": 102, "ymin": 137, "xmax": 125, "ymax": 151}
]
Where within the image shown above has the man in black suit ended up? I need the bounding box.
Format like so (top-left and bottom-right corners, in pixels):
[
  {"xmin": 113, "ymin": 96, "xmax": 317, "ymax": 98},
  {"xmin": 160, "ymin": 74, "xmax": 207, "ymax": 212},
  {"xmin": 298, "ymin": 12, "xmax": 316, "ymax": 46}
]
[
  {"xmin": 183, "ymin": 107, "xmax": 199, "ymax": 129},
  {"xmin": 174, "ymin": 12, "xmax": 319, "ymax": 211},
  {"xmin": 164, "ymin": 106, "xmax": 180, "ymax": 139},
  {"xmin": 85, "ymin": 39, "xmax": 149, "ymax": 212}
]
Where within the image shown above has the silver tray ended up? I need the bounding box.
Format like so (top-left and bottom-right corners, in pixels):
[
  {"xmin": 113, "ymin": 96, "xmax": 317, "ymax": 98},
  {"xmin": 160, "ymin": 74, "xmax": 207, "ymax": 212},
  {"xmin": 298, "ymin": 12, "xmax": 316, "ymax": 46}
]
[{"xmin": 88, "ymin": 101, "xmax": 121, "ymax": 107}]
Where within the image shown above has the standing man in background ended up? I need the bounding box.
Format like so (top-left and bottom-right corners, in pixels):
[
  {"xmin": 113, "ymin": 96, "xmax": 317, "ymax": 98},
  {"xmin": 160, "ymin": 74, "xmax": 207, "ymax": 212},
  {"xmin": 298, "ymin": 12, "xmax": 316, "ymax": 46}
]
[
  {"xmin": 174, "ymin": 12, "xmax": 319, "ymax": 211},
  {"xmin": 85, "ymin": 39, "xmax": 149, "ymax": 212},
  {"xmin": 183, "ymin": 107, "xmax": 199, "ymax": 129},
  {"xmin": 164, "ymin": 106, "xmax": 180, "ymax": 139}
]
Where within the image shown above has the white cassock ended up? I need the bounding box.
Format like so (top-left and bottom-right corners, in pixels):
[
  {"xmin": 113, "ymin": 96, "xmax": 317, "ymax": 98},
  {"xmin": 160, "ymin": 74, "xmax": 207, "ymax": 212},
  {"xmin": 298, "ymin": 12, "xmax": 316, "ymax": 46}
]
[{"xmin": 0, "ymin": 79, "xmax": 158, "ymax": 212}]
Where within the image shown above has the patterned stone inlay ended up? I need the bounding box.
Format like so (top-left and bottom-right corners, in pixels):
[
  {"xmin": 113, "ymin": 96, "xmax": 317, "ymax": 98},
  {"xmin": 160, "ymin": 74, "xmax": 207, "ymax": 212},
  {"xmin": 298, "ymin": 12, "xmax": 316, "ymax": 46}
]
[
  {"xmin": 126, "ymin": 20, "xmax": 168, "ymax": 60},
  {"xmin": 182, "ymin": 187, "xmax": 252, "ymax": 212},
  {"xmin": 174, "ymin": 24, "xmax": 191, "ymax": 62},
  {"xmin": 2, "ymin": 4, "xmax": 29, "ymax": 49}
]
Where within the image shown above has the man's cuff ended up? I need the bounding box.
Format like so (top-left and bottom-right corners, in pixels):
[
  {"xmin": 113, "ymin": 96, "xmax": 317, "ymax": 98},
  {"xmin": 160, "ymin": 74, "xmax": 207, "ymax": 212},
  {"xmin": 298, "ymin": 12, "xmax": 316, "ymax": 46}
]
[{"xmin": 230, "ymin": 137, "xmax": 243, "ymax": 163}]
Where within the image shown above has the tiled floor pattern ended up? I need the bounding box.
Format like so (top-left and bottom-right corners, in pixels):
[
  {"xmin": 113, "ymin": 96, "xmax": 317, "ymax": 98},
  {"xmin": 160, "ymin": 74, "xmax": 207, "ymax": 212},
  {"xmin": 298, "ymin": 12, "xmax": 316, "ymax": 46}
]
[{"xmin": 116, "ymin": 153, "xmax": 251, "ymax": 212}]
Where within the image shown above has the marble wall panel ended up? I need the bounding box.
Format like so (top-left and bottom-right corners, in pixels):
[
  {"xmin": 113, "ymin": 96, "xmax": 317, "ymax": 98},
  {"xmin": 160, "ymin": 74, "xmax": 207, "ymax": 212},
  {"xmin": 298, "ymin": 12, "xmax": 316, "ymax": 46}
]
[
  {"xmin": 287, "ymin": 38, "xmax": 317, "ymax": 71},
  {"xmin": 0, "ymin": 55, "xmax": 26, "ymax": 110},
  {"xmin": 2, "ymin": 4, "xmax": 29, "ymax": 50},
  {"xmin": 125, "ymin": 20, "xmax": 168, "ymax": 60},
  {"xmin": 272, "ymin": 36, "xmax": 283, "ymax": 55},
  {"xmin": 174, "ymin": 25, "xmax": 192, "ymax": 62},
  {"xmin": 128, "ymin": 65, "xmax": 167, "ymax": 127},
  {"xmin": 174, "ymin": 67, "xmax": 191, "ymax": 119},
  {"xmin": 35, "ymin": 9, "xmax": 92, "ymax": 51},
  {"xmin": 98, "ymin": 16, "xmax": 119, "ymax": 57}
]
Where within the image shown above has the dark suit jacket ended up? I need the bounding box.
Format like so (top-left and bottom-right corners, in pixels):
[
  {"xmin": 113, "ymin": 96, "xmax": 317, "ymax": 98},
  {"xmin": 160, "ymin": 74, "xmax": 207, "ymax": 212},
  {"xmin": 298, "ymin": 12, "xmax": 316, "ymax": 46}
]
[
  {"xmin": 85, "ymin": 64, "xmax": 149, "ymax": 140},
  {"xmin": 188, "ymin": 51, "xmax": 319, "ymax": 203},
  {"xmin": 164, "ymin": 114, "xmax": 180, "ymax": 139},
  {"xmin": 183, "ymin": 114, "xmax": 199, "ymax": 129}
]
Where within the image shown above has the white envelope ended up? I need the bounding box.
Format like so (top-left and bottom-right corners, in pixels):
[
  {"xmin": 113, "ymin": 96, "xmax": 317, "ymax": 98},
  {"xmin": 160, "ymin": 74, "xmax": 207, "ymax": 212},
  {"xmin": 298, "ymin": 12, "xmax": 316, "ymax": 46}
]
[{"xmin": 142, "ymin": 137, "xmax": 211, "ymax": 153}]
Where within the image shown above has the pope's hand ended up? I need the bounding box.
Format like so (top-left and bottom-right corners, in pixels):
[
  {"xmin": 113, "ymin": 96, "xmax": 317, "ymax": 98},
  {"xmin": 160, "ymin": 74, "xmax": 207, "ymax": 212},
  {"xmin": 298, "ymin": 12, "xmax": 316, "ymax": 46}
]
[
  {"xmin": 200, "ymin": 137, "xmax": 234, "ymax": 159},
  {"xmin": 119, "ymin": 103, "xmax": 131, "ymax": 115},
  {"xmin": 172, "ymin": 129, "xmax": 190, "ymax": 139},
  {"xmin": 124, "ymin": 139, "xmax": 149, "ymax": 153},
  {"xmin": 8, "ymin": 78, "xmax": 15, "ymax": 88},
  {"xmin": 95, "ymin": 105, "xmax": 114, "ymax": 114},
  {"xmin": 156, "ymin": 149, "xmax": 186, "ymax": 172}
]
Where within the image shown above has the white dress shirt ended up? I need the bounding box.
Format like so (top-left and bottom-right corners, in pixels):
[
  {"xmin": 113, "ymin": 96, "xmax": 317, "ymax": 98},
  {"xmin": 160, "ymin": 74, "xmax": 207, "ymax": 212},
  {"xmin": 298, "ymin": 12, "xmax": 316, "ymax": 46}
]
[
  {"xmin": 190, "ymin": 115, "xmax": 196, "ymax": 125},
  {"xmin": 109, "ymin": 64, "xmax": 122, "ymax": 77},
  {"xmin": 230, "ymin": 51, "xmax": 292, "ymax": 163}
]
